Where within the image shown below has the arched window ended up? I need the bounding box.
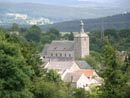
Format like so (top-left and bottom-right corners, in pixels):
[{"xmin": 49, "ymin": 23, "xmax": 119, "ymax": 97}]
[
  {"xmin": 60, "ymin": 53, "xmax": 62, "ymax": 56},
  {"xmin": 56, "ymin": 53, "xmax": 57, "ymax": 56}
]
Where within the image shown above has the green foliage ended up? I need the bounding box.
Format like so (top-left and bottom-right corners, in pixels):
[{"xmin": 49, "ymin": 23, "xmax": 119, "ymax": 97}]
[
  {"xmin": 25, "ymin": 25, "xmax": 41, "ymax": 42},
  {"xmin": 46, "ymin": 28, "xmax": 60, "ymax": 40},
  {"xmin": 68, "ymin": 32, "xmax": 74, "ymax": 40},
  {"xmin": 84, "ymin": 51, "xmax": 101, "ymax": 69},
  {"xmin": 10, "ymin": 23, "xmax": 19, "ymax": 31},
  {"xmin": 99, "ymin": 40, "xmax": 129, "ymax": 98},
  {"xmin": 20, "ymin": 42, "xmax": 42, "ymax": 77},
  {"xmin": 89, "ymin": 29, "xmax": 130, "ymax": 52},
  {"xmin": 32, "ymin": 78, "xmax": 67, "ymax": 98},
  {"xmin": 44, "ymin": 69, "xmax": 62, "ymax": 83},
  {"xmin": 72, "ymin": 88, "xmax": 89, "ymax": 98},
  {"xmin": 63, "ymin": 32, "xmax": 74, "ymax": 40},
  {"xmin": 0, "ymin": 30, "xmax": 69, "ymax": 98},
  {"xmin": 0, "ymin": 38, "xmax": 33, "ymax": 98}
]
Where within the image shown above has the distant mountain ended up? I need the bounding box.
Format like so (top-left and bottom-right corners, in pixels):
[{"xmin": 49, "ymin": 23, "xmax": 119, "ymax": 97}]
[
  {"xmin": 40, "ymin": 12, "xmax": 130, "ymax": 32},
  {"xmin": 0, "ymin": 2, "xmax": 130, "ymax": 26}
]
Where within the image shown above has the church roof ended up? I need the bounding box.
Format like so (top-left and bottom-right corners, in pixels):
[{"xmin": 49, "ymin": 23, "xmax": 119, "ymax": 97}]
[{"xmin": 47, "ymin": 40, "xmax": 74, "ymax": 51}]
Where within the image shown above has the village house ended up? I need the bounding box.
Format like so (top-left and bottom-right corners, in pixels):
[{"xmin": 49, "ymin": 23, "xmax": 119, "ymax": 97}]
[
  {"xmin": 42, "ymin": 60, "xmax": 102, "ymax": 90},
  {"xmin": 42, "ymin": 61, "xmax": 80, "ymax": 79}
]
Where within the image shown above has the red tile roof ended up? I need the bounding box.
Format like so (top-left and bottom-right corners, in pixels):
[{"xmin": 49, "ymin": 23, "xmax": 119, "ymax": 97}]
[{"xmin": 76, "ymin": 69, "xmax": 94, "ymax": 77}]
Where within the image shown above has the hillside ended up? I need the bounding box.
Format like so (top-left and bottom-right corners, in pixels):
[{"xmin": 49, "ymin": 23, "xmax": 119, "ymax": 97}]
[
  {"xmin": 41, "ymin": 12, "xmax": 130, "ymax": 32},
  {"xmin": 0, "ymin": 2, "xmax": 130, "ymax": 26}
]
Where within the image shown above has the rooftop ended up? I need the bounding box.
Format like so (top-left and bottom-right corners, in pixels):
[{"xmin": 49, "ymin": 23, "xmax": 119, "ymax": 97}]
[
  {"xmin": 76, "ymin": 60, "xmax": 92, "ymax": 69},
  {"xmin": 63, "ymin": 72, "xmax": 83, "ymax": 83},
  {"xmin": 47, "ymin": 40, "xmax": 74, "ymax": 51},
  {"xmin": 76, "ymin": 69, "xmax": 94, "ymax": 77},
  {"xmin": 44, "ymin": 61, "xmax": 75, "ymax": 71}
]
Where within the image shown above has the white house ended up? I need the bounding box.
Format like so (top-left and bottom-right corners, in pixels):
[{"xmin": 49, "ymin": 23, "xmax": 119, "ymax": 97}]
[
  {"xmin": 42, "ymin": 61, "xmax": 80, "ymax": 79},
  {"xmin": 42, "ymin": 60, "xmax": 102, "ymax": 89},
  {"xmin": 63, "ymin": 72, "xmax": 89, "ymax": 89}
]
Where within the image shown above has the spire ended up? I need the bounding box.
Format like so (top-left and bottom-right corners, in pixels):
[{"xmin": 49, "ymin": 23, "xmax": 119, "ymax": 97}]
[{"xmin": 80, "ymin": 20, "xmax": 84, "ymax": 33}]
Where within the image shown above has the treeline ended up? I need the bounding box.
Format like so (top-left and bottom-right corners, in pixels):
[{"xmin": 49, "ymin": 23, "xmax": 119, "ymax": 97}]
[
  {"xmin": 2, "ymin": 23, "xmax": 74, "ymax": 52},
  {"xmin": 89, "ymin": 29, "xmax": 130, "ymax": 52},
  {"xmin": 41, "ymin": 12, "xmax": 130, "ymax": 32},
  {"xmin": 3, "ymin": 23, "xmax": 130, "ymax": 53}
]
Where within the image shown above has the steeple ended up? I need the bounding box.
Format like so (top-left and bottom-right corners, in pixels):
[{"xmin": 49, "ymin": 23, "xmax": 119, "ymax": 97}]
[
  {"xmin": 80, "ymin": 20, "xmax": 84, "ymax": 33},
  {"xmin": 74, "ymin": 20, "xmax": 89, "ymax": 58}
]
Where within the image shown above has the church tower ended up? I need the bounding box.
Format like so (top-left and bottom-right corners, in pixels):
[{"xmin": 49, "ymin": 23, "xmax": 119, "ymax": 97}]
[{"xmin": 74, "ymin": 20, "xmax": 89, "ymax": 58}]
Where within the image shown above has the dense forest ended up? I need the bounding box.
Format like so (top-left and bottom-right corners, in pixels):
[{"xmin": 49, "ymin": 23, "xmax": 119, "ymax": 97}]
[{"xmin": 0, "ymin": 24, "xmax": 130, "ymax": 98}]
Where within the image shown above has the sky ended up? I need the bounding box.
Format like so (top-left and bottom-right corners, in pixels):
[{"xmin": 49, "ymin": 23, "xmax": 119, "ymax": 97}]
[{"xmin": 0, "ymin": 0, "xmax": 129, "ymax": 8}]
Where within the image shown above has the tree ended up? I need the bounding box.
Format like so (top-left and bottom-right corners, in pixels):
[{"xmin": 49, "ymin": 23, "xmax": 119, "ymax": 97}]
[
  {"xmin": 84, "ymin": 51, "xmax": 101, "ymax": 69},
  {"xmin": 72, "ymin": 88, "xmax": 89, "ymax": 98},
  {"xmin": 44, "ymin": 69, "xmax": 62, "ymax": 83},
  {"xmin": 0, "ymin": 41, "xmax": 33, "ymax": 98},
  {"xmin": 47, "ymin": 28, "xmax": 60, "ymax": 40},
  {"xmin": 68, "ymin": 32, "xmax": 74, "ymax": 40},
  {"xmin": 20, "ymin": 41, "xmax": 42, "ymax": 77},
  {"xmin": 32, "ymin": 78, "xmax": 67, "ymax": 98},
  {"xmin": 0, "ymin": 28, "xmax": 69, "ymax": 98},
  {"xmin": 99, "ymin": 39, "xmax": 127, "ymax": 98},
  {"xmin": 25, "ymin": 25, "xmax": 41, "ymax": 42},
  {"xmin": 10, "ymin": 23, "xmax": 19, "ymax": 31}
]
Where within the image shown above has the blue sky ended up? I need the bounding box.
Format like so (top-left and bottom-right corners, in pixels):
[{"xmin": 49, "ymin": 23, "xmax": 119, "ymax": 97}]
[{"xmin": 0, "ymin": 0, "xmax": 129, "ymax": 8}]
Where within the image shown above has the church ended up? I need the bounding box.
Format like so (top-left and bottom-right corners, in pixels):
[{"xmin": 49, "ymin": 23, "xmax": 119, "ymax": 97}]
[{"xmin": 41, "ymin": 20, "xmax": 89, "ymax": 61}]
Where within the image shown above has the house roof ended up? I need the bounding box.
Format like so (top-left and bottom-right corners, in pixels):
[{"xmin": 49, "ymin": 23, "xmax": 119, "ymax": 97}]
[
  {"xmin": 47, "ymin": 40, "xmax": 74, "ymax": 51},
  {"xmin": 76, "ymin": 69, "xmax": 94, "ymax": 77},
  {"xmin": 76, "ymin": 60, "xmax": 92, "ymax": 69},
  {"xmin": 44, "ymin": 61, "xmax": 75, "ymax": 71},
  {"xmin": 63, "ymin": 72, "xmax": 83, "ymax": 83}
]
